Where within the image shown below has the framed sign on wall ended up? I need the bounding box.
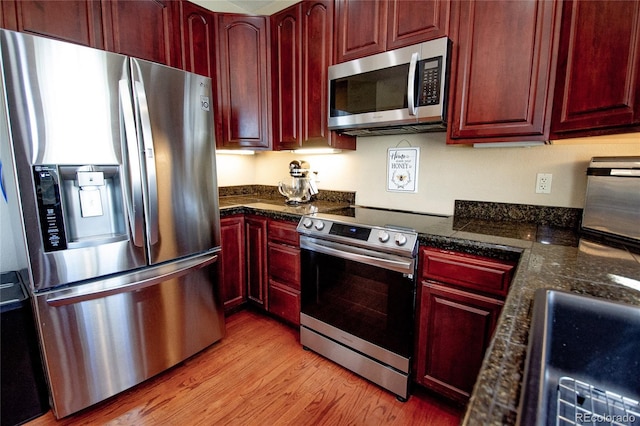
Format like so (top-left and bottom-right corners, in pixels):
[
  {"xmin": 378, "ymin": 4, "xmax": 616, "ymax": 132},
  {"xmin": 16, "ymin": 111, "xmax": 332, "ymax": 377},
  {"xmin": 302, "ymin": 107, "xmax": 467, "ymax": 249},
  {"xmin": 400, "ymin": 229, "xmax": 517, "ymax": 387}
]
[{"xmin": 387, "ymin": 145, "xmax": 419, "ymax": 193}]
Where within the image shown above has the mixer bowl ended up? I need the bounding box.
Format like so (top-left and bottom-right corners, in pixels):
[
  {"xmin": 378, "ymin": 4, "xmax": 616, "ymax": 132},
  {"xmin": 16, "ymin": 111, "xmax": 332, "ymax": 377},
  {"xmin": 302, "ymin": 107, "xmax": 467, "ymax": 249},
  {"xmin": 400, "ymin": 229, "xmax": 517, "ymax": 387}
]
[{"xmin": 278, "ymin": 177, "xmax": 311, "ymax": 204}]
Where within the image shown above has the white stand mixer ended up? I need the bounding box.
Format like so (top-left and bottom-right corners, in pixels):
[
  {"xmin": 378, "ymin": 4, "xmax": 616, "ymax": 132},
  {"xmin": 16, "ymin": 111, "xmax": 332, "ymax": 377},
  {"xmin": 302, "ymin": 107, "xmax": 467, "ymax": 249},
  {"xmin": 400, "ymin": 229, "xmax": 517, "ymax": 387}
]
[{"xmin": 278, "ymin": 160, "xmax": 318, "ymax": 204}]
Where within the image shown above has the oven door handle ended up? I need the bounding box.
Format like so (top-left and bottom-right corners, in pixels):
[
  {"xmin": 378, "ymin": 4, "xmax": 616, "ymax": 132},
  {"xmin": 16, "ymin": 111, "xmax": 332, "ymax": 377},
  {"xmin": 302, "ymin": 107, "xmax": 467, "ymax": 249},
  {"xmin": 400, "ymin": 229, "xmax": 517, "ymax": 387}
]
[{"xmin": 301, "ymin": 238, "xmax": 415, "ymax": 275}]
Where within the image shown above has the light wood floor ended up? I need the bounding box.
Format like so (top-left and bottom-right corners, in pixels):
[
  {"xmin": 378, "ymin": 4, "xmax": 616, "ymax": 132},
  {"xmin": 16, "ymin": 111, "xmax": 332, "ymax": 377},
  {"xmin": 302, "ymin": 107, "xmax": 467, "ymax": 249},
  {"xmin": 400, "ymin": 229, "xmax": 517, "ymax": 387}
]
[{"xmin": 27, "ymin": 310, "xmax": 462, "ymax": 425}]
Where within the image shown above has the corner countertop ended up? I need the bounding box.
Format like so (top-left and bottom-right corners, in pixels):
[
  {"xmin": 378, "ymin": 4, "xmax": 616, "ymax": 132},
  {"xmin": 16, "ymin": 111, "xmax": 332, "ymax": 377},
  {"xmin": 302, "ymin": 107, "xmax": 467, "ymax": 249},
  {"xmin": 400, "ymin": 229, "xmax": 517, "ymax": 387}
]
[{"xmin": 219, "ymin": 196, "xmax": 640, "ymax": 424}]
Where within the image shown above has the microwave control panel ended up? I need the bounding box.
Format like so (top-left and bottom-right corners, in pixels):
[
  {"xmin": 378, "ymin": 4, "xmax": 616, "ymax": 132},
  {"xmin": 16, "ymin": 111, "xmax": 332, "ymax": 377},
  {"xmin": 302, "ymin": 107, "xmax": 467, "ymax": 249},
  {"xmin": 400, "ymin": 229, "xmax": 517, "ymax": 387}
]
[{"xmin": 417, "ymin": 56, "xmax": 442, "ymax": 106}]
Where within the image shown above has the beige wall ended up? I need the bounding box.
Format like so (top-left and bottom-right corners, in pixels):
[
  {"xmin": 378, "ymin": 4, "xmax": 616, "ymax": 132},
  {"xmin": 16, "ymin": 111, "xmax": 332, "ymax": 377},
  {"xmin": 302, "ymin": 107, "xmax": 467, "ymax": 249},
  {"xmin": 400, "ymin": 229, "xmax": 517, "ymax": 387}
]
[
  {"xmin": 191, "ymin": 0, "xmax": 298, "ymax": 14},
  {"xmin": 217, "ymin": 132, "xmax": 640, "ymax": 216}
]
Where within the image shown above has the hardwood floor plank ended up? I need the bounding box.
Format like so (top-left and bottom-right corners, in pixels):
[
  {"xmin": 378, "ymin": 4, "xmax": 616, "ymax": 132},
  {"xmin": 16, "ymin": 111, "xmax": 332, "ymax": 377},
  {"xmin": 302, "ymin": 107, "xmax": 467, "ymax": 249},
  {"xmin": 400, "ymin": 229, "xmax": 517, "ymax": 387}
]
[{"xmin": 26, "ymin": 310, "xmax": 462, "ymax": 425}]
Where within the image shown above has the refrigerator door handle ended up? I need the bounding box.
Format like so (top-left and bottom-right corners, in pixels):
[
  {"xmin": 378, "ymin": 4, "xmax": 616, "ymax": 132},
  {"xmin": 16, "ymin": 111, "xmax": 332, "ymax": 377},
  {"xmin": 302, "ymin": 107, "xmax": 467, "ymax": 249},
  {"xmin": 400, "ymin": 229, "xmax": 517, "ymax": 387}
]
[
  {"xmin": 131, "ymin": 60, "xmax": 159, "ymax": 246},
  {"xmin": 119, "ymin": 79, "xmax": 144, "ymax": 247},
  {"xmin": 45, "ymin": 253, "xmax": 218, "ymax": 306}
]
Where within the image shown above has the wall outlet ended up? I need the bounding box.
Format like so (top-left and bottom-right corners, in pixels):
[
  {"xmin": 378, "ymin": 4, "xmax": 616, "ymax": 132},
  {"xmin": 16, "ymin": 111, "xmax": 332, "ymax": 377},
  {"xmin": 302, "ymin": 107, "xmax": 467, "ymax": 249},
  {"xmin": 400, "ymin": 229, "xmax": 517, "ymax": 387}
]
[{"xmin": 536, "ymin": 173, "xmax": 552, "ymax": 194}]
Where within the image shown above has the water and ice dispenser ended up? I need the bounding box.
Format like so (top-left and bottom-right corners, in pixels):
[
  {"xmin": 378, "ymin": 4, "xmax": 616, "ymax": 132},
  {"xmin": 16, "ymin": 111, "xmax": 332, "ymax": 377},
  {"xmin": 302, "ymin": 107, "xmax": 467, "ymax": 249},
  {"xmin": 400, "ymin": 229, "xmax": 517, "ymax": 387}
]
[{"xmin": 33, "ymin": 165, "xmax": 126, "ymax": 252}]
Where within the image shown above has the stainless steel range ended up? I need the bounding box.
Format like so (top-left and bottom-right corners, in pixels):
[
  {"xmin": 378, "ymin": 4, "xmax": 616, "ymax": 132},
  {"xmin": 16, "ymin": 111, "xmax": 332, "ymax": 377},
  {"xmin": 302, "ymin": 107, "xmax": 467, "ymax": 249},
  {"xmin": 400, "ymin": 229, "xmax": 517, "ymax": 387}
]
[{"xmin": 297, "ymin": 207, "xmax": 442, "ymax": 401}]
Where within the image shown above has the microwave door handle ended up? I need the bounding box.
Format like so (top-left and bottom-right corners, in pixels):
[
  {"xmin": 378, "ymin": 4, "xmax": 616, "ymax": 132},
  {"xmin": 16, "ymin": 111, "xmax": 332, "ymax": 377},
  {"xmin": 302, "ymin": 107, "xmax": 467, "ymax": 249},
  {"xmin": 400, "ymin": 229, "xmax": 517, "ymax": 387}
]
[{"xmin": 407, "ymin": 52, "xmax": 419, "ymax": 116}]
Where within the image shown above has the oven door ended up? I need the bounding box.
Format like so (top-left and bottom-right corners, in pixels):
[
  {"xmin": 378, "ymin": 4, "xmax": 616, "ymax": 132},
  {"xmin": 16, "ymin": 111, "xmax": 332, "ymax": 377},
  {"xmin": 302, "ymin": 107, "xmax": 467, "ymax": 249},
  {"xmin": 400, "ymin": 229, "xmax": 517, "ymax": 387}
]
[{"xmin": 299, "ymin": 237, "xmax": 416, "ymax": 362}]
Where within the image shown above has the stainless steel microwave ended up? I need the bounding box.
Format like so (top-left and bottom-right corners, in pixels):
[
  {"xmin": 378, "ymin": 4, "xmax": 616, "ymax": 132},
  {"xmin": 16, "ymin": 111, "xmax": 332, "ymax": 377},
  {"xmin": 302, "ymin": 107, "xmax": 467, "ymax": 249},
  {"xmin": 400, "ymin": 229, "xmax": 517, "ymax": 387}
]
[{"xmin": 328, "ymin": 37, "xmax": 450, "ymax": 136}]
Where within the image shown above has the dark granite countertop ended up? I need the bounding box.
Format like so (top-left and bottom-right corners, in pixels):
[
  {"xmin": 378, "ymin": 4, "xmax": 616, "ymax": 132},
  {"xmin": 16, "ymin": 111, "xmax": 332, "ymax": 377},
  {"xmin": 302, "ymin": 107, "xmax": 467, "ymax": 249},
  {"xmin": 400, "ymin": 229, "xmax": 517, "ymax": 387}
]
[{"xmin": 219, "ymin": 195, "xmax": 640, "ymax": 425}]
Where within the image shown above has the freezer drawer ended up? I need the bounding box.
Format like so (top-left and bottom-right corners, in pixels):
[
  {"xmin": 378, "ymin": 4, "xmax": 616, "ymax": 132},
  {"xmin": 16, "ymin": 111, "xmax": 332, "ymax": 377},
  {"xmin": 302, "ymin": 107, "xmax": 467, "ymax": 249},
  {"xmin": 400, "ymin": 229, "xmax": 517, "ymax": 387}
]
[{"xmin": 33, "ymin": 254, "xmax": 224, "ymax": 418}]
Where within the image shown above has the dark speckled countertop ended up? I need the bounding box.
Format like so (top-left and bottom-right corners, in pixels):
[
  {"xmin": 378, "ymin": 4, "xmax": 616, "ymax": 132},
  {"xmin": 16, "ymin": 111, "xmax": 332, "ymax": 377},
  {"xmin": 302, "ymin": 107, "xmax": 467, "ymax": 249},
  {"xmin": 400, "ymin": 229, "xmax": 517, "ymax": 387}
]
[{"xmin": 219, "ymin": 192, "xmax": 640, "ymax": 425}]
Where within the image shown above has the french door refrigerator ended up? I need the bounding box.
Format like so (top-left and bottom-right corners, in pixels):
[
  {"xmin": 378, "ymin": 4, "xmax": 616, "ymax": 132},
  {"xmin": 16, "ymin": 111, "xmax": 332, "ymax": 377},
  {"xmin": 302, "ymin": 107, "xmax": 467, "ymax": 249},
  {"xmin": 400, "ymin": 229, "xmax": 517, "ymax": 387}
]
[{"xmin": 0, "ymin": 29, "xmax": 224, "ymax": 418}]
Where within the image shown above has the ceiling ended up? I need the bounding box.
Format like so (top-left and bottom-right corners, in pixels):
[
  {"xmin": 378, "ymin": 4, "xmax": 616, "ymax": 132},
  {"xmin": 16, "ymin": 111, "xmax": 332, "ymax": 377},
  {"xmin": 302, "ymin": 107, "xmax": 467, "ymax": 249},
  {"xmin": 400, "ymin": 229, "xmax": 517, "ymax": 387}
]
[{"xmin": 192, "ymin": 0, "xmax": 297, "ymax": 15}]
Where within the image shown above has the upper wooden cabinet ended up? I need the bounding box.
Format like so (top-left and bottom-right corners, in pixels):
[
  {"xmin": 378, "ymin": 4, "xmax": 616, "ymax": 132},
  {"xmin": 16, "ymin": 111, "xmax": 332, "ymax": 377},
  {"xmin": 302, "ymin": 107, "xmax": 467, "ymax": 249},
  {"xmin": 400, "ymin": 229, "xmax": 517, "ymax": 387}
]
[
  {"xmin": 271, "ymin": 3, "xmax": 302, "ymax": 149},
  {"xmin": 550, "ymin": 0, "xmax": 640, "ymax": 138},
  {"xmin": 271, "ymin": 0, "xmax": 355, "ymax": 150},
  {"xmin": 0, "ymin": 0, "xmax": 104, "ymax": 48},
  {"xmin": 335, "ymin": 0, "xmax": 388, "ymax": 63},
  {"xmin": 447, "ymin": 0, "xmax": 561, "ymax": 144},
  {"xmin": 102, "ymin": 0, "xmax": 178, "ymax": 66},
  {"xmin": 387, "ymin": 0, "xmax": 451, "ymax": 50},
  {"xmin": 334, "ymin": 0, "xmax": 451, "ymax": 63},
  {"xmin": 178, "ymin": 0, "xmax": 216, "ymax": 78},
  {"xmin": 0, "ymin": 0, "xmax": 179, "ymax": 66},
  {"xmin": 216, "ymin": 14, "xmax": 272, "ymax": 149}
]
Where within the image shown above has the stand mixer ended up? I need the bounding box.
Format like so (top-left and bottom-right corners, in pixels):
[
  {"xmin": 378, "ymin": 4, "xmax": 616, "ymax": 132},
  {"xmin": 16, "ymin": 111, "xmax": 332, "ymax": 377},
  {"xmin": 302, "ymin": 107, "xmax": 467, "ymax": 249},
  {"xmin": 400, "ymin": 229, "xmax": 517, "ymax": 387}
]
[{"xmin": 278, "ymin": 160, "xmax": 318, "ymax": 204}]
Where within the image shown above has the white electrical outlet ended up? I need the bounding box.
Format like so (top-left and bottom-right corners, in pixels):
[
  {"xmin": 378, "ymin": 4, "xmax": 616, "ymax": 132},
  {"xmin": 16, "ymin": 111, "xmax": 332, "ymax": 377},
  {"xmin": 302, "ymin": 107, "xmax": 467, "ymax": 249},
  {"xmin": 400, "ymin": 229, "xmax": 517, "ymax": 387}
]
[{"xmin": 536, "ymin": 173, "xmax": 553, "ymax": 194}]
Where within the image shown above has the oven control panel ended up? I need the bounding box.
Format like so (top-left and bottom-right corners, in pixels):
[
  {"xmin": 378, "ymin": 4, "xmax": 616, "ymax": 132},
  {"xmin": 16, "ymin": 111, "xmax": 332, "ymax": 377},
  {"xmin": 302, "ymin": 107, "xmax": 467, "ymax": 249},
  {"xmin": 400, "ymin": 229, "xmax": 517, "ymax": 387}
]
[{"xmin": 298, "ymin": 216, "xmax": 418, "ymax": 255}]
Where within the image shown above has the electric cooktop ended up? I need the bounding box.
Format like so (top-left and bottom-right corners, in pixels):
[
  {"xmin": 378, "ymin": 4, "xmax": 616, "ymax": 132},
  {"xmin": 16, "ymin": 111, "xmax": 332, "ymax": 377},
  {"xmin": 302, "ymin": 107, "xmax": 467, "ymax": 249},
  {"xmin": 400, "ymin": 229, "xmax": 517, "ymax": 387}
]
[{"xmin": 319, "ymin": 205, "xmax": 451, "ymax": 233}]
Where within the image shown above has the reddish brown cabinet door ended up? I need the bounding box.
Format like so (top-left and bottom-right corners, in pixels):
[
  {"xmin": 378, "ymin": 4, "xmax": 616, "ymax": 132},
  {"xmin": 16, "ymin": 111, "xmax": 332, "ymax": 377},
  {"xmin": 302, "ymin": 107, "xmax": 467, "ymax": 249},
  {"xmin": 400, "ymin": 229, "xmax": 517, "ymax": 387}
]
[
  {"xmin": 302, "ymin": 0, "xmax": 331, "ymax": 146},
  {"xmin": 387, "ymin": 0, "xmax": 451, "ymax": 49},
  {"xmin": 268, "ymin": 242, "xmax": 301, "ymax": 289},
  {"xmin": 416, "ymin": 282, "xmax": 503, "ymax": 404},
  {"xmin": 335, "ymin": 0, "xmax": 387, "ymax": 63},
  {"xmin": 303, "ymin": 0, "xmax": 355, "ymax": 149},
  {"xmin": 269, "ymin": 281, "xmax": 301, "ymax": 326},
  {"xmin": 448, "ymin": 0, "xmax": 560, "ymax": 144},
  {"xmin": 220, "ymin": 215, "xmax": 246, "ymax": 313},
  {"xmin": 551, "ymin": 0, "xmax": 640, "ymax": 137},
  {"xmin": 268, "ymin": 219, "xmax": 300, "ymax": 246},
  {"xmin": 179, "ymin": 0, "xmax": 216, "ymax": 78},
  {"xmin": 245, "ymin": 215, "xmax": 268, "ymax": 309},
  {"xmin": 271, "ymin": 4, "xmax": 302, "ymax": 149},
  {"xmin": 102, "ymin": 0, "xmax": 178, "ymax": 66},
  {"xmin": 216, "ymin": 14, "xmax": 271, "ymax": 149},
  {"xmin": 271, "ymin": 0, "xmax": 355, "ymax": 150},
  {"xmin": 0, "ymin": 0, "xmax": 103, "ymax": 48},
  {"xmin": 421, "ymin": 248, "xmax": 515, "ymax": 298}
]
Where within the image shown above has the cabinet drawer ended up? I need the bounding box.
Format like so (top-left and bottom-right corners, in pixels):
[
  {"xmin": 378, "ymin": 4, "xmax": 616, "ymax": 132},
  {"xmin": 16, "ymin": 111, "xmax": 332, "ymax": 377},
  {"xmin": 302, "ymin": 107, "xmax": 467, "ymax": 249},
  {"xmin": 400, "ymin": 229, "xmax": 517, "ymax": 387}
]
[
  {"xmin": 269, "ymin": 281, "xmax": 300, "ymax": 326},
  {"xmin": 268, "ymin": 243, "xmax": 301, "ymax": 289},
  {"xmin": 420, "ymin": 248, "xmax": 515, "ymax": 298},
  {"xmin": 269, "ymin": 220, "xmax": 299, "ymax": 246}
]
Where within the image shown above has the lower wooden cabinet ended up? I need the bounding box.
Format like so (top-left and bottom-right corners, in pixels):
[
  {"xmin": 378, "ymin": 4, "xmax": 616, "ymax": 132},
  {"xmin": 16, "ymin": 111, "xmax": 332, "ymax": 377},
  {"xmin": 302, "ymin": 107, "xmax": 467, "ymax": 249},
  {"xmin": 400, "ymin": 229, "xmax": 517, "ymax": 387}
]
[
  {"xmin": 416, "ymin": 282, "xmax": 503, "ymax": 403},
  {"xmin": 219, "ymin": 214, "xmax": 301, "ymax": 325},
  {"xmin": 245, "ymin": 215, "xmax": 269, "ymax": 309},
  {"xmin": 268, "ymin": 280, "xmax": 301, "ymax": 326},
  {"xmin": 267, "ymin": 220, "xmax": 301, "ymax": 326},
  {"xmin": 415, "ymin": 247, "xmax": 516, "ymax": 404},
  {"xmin": 268, "ymin": 242, "xmax": 300, "ymax": 289},
  {"xmin": 219, "ymin": 215, "xmax": 246, "ymax": 313}
]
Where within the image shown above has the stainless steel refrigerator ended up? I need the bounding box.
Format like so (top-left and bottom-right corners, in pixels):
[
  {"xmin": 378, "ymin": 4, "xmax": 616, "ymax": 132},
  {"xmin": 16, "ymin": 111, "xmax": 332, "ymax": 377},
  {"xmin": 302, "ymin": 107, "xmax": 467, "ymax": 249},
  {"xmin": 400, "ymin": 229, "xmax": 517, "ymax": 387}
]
[{"xmin": 0, "ymin": 29, "xmax": 224, "ymax": 418}]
